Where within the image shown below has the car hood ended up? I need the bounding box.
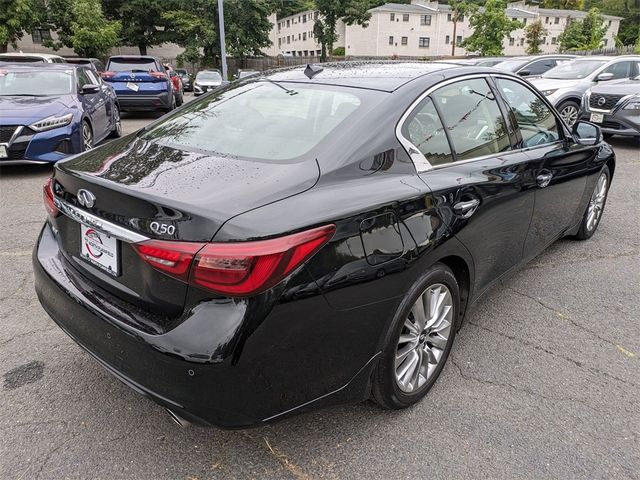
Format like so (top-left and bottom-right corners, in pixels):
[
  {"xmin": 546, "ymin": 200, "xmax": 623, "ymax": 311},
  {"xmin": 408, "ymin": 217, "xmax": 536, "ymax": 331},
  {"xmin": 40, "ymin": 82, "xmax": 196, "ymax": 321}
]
[
  {"xmin": 0, "ymin": 95, "xmax": 76, "ymax": 124},
  {"xmin": 529, "ymin": 77, "xmax": 589, "ymax": 91},
  {"xmin": 589, "ymin": 78, "xmax": 640, "ymax": 96}
]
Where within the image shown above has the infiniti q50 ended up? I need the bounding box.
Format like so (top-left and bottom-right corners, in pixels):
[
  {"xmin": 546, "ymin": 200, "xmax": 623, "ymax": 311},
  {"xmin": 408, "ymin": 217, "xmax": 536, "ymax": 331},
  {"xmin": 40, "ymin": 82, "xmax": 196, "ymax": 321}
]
[{"xmin": 34, "ymin": 62, "xmax": 614, "ymax": 428}]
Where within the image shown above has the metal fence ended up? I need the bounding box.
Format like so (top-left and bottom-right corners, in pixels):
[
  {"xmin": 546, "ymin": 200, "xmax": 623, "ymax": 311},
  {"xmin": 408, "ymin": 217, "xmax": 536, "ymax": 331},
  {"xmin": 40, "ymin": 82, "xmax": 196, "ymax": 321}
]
[{"xmin": 571, "ymin": 45, "xmax": 636, "ymax": 56}]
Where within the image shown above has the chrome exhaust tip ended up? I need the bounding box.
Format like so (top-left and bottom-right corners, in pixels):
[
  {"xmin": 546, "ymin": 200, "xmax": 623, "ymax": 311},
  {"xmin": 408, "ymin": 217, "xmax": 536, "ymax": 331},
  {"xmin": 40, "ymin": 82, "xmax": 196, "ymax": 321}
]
[{"xmin": 165, "ymin": 408, "xmax": 191, "ymax": 428}]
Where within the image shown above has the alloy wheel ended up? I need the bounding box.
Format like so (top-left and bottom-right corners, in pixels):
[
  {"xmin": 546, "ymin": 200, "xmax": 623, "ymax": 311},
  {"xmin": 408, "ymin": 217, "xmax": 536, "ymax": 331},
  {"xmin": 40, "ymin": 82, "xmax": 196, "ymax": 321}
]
[
  {"xmin": 560, "ymin": 105, "xmax": 578, "ymax": 126},
  {"xmin": 395, "ymin": 283, "xmax": 453, "ymax": 393},
  {"xmin": 586, "ymin": 172, "xmax": 608, "ymax": 232},
  {"xmin": 82, "ymin": 122, "xmax": 93, "ymax": 151},
  {"xmin": 114, "ymin": 107, "xmax": 122, "ymax": 136}
]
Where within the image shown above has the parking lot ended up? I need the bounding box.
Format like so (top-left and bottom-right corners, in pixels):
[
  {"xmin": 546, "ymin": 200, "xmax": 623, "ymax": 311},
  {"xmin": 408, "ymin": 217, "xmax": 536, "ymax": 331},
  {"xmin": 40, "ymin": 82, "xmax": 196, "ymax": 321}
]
[{"xmin": 0, "ymin": 95, "xmax": 639, "ymax": 479}]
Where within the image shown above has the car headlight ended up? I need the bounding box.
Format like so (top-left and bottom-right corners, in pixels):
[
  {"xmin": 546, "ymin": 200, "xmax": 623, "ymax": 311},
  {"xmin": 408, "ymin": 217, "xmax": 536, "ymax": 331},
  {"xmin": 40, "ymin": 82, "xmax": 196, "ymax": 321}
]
[
  {"xmin": 623, "ymin": 100, "xmax": 640, "ymax": 110},
  {"xmin": 540, "ymin": 89, "xmax": 558, "ymax": 96},
  {"xmin": 30, "ymin": 113, "xmax": 73, "ymax": 132}
]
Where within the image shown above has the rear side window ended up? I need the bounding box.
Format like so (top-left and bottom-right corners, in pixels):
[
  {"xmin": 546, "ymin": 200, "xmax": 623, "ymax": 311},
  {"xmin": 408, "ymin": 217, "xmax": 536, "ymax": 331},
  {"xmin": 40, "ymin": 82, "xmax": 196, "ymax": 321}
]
[
  {"xmin": 496, "ymin": 78, "xmax": 560, "ymax": 148},
  {"xmin": 431, "ymin": 78, "xmax": 511, "ymax": 161},
  {"xmin": 401, "ymin": 97, "xmax": 453, "ymax": 166},
  {"xmin": 142, "ymin": 82, "xmax": 373, "ymax": 161},
  {"xmin": 526, "ymin": 59, "xmax": 555, "ymax": 75},
  {"xmin": 107, "ymin": 58, "xmax": 158, "ymax": 72}
]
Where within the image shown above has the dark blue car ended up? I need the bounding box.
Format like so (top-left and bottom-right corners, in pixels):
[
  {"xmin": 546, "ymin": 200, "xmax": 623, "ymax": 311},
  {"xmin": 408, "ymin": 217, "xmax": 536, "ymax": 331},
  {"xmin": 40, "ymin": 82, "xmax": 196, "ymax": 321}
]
[
  {"xmin": 0, "ymin": 63, "xmax": 121, "ymax": 165},
  {"xmin": 102, "ymin": 55, "xmax": 175, "ymax": 112}
]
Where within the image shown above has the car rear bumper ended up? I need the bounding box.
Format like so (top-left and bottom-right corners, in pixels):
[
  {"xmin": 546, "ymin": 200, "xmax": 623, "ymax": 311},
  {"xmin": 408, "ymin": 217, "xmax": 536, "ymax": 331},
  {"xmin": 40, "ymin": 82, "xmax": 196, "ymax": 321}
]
[
  {"xmin": 33, "ymin": 222, "xmax": 383, "ymax": 428},
  {"xmin": 116, "ymin": 92, "xmax": 173, "ymax": 111}
]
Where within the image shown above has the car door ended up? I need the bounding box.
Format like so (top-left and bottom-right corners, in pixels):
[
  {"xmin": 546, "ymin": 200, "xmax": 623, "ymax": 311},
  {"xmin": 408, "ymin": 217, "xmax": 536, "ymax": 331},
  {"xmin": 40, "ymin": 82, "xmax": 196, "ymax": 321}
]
[
  {"xmin": 87, "ymin": 69, "xmax": 113, "ymax": 138},
  {"xmin": 78, "ymin": 68, "xmax": 108, "ymax": 137},
  {"xmin": 493, "ymin": 76, "xmax": 593, "ymax": 260},
  {"xmin": 405, "ymin": 76, "xmax": 537, "ymax": 294}
]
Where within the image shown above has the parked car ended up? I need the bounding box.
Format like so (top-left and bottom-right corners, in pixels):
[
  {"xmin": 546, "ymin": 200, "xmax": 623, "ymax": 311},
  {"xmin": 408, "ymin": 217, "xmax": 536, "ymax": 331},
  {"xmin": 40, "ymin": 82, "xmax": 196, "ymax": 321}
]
[
  {"xmin": 0, "ymin": 52, "xmax": 66, "ymax": 63},
  {"xmin": 101, "ymin": 55, "xmax": 175, "ymax": 112},
  {"xmin": 175, "ymin": 69, "xmax": 192, "ymax": 91},
  {"xmin": 493, "ymin": 54, "xmax": 576, "ymax": 77},
  {"xmin": 530, "ymin": 55, "xmax": 640, "ymax": 126},
  {"xmin": 193, "ymin": 69, "xmax": 223, "ymax": 96},
  {"xmin": 34, "ymin": 62, "xmax": 614, "ymax": 428},
  {"xmin": 580, "ymin": 74, "xmax": 640, "ymax": 138},
  {"xmin": 442, "ymin": 57, "xmax": 506, "ymax": 67},
  {"xmin": 0, "ymin": 64, "xmax": 120, "ymax": 165},
  {"xmin": 235, "ymin": 69, "xmax": 260, "ymax": 80},
  {"xmin": 64, "ymin": 57, "xmax": 105, "ymax": 72},
  {"xmin": 163, "ymin": 64, "xmax": 184, "ymax": 106}
]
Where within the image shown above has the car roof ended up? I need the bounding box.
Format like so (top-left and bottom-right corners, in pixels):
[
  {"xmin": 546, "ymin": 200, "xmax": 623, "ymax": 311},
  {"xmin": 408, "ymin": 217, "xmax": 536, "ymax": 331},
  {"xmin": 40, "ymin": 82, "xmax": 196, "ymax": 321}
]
[
  {"xmin": 0, "ymin": 63, "xmax": 82, "ymax": 71},
  {"xmin": 572, "ymin": 55, "xmax": 640, "ymax": 61},
  {"xmin": 264, "ymin": 61, "xmax": 461, "ymax": 92},
  {"xmin": 0, "ymin": 52, "xmax": 64, "ymax": 59},
  {"xmin": 108, "ymin": 55, "xmax": 159, "ymax": 60}
]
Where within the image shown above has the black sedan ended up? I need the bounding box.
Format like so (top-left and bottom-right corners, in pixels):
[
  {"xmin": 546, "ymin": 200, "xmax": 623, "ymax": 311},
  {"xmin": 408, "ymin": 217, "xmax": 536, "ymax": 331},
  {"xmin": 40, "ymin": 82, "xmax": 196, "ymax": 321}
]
[{"xmin": 34, "ymin": 62, "xmax": 614, "ymax": 428}]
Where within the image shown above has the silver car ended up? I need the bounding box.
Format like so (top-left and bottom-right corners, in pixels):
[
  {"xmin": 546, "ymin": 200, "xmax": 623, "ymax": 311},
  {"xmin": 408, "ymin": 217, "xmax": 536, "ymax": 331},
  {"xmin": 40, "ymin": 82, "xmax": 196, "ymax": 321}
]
[
  {"xmin": 193, "ymin": 70, "xmax": 224, "ymax": 96},
  {"xmin": 580, "ymin": 76, "xmax": 640, "ymax": 138},
  {"xmin": 530, "ymin": 55, "xmax": 640, "ymax": 126}
]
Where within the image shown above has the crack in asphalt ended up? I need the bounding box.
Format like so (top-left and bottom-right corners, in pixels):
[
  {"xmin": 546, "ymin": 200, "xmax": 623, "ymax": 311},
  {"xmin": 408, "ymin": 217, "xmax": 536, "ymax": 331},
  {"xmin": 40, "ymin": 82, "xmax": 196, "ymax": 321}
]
[
  {"xmin": 0, "ymin": 272, "xmax": 32, "ymax": 302},
  {"xmin": 241, "ymin": 431, "xmax": 314, "ymax": 480},
  {"xmin": 0, "ymin": 327, "xmax": 57, "ymax": 347},
  {"xmin": 523, "ymin": 250, "xmax": 640, "ymax": 270},
  {"xmin": 33, "ymin": 432, "xmax": 77, "ymax": 480}
]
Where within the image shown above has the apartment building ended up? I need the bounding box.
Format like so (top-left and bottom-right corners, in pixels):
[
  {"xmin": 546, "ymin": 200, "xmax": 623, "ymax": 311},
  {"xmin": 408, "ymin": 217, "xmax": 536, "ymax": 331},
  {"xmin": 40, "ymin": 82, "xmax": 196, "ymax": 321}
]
[{"xmin": 272, "ymin": 10, "xmax": 345, "ymax": 57}]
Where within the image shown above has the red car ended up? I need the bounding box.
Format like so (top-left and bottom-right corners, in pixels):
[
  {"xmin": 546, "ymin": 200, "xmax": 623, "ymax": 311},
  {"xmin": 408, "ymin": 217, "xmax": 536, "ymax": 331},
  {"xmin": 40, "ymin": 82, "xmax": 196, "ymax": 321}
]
[{"xmin": 164, "ymin": 64, "xmax": 184, "ymax": 106}]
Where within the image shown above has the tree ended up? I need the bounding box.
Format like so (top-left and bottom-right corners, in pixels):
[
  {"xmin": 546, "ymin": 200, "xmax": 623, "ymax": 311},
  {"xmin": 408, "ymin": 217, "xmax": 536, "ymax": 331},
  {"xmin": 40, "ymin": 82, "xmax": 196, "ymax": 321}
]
[
  {"xmin": 542, "ymin": 0, "xmax": 584, "ymax": 8},
  {"xmin": 0, "ymin": 0, "xmax": 41, "ymax": 53},
  {"xmin": 102, "ymin": 0, "xmax": 178, "ymax": 55},
  {"xmin": 314, "ymin": 0, "xmax": 372, "ymax": 62},
  {"xmin": 558, "ymin": 8, "xmax": 607, "ymax": 51},
  {"xmin": 524, "ymin": 19, "xmax": 548, "ymax": 54},
  {"xmin": 589, "ymin": 0, "xmax": 640, "ymax": 47},
  {"xmin": 449, "ymin": 0, "xmax": 478, "ymax": 56},
  {"xmin": 462, "ymin": 0, "xmax": 522, "ymax": 56}
]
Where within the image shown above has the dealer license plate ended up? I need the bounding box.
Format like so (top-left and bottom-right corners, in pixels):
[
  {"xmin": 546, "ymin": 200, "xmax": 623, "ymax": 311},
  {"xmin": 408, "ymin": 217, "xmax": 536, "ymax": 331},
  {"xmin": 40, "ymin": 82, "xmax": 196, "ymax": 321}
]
[
  {"xmin": 80, "ymin": 224, "xmax": 119, "ymax": 276},
  {"xmin": 126, "ymin": 82, "xmax": 139, "ymax": 92},
  {"xmin": 0, "ymin": 145, "xmax": 7, "ymax": 158},
  {"xmin": 590, "ymin": 113, "xmax": 604, "ymax": 123}
]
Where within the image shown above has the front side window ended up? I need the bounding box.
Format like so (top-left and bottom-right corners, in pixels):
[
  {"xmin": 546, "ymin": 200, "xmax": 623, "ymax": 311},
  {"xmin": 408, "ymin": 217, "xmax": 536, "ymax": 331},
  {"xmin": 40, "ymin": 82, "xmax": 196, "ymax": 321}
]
[
  {"xmin": 527, "ymin": 60, "xmax": 554, "ymax": 75},
  {"xmin": 496, "ymin": 78, "xmax": 560, "ymax": 149},
  {"xmin": 432, "ymin": 79, "xmax": 511, "ymax": 161},
  {"xmin": 402, "ymin": 97, "xmax": 453, "ymax": 166}
]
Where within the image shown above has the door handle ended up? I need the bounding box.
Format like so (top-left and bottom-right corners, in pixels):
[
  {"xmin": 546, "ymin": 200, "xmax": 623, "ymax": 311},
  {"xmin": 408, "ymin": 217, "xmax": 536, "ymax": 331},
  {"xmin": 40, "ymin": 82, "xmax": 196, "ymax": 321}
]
[
  {"xmin": 537, "ymin": 172, "xmax": 553, "ymax": 188},
  {"xmin": 453, "ymin": 198, "xmax": 480, "ymax": 218}
]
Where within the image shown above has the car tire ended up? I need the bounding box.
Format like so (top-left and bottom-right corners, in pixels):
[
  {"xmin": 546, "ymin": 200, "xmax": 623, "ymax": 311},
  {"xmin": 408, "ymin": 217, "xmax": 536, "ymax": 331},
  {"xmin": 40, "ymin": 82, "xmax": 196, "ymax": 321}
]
[
  {"xmin": 572, "ymin": 165, "xmax": 611, "ymax": 241},
  {"xmin": 81, "ymin": 120, "xmax": 94, "ymax": 151},
  {"xmin": 176, "ymin": 91, "xmax": 184, "ymax": 107},
  {"xmin": 558, "ymin": 100, "xmax": 580, "ymax": 127},
  {"xmin": 109, "ymin": 104, "xmax": 122, "ymax": 139},
  {"xmin": 372, "ymin": 263, "xmax": 459, "ymax": 410},
  {"xmin": 165, "ymin": 95, "xmax": 176, "ymax": 113}
]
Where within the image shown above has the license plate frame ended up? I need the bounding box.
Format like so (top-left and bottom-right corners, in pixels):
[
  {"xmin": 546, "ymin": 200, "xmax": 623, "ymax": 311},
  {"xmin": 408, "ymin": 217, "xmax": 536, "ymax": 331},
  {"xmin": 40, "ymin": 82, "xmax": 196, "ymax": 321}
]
[
  {"xmin": 126, "ymin": 82, "xmax": 139, "ymax": 92},
  {"xmin": 0, "ymin": 144, "xmax": 7, "ymax": 159},
  {"xmin": 80, "ymin": 224, "xmax": 120, "ymax": 276},
  {"xmin": 590, "ymin": 113, "xmax": 604, "ymax": 124}
]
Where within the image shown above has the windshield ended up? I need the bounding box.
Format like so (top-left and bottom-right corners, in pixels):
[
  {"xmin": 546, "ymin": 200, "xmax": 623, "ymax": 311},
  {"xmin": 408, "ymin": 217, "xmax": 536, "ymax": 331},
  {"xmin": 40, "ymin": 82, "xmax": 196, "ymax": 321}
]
[
  {"xmin": 141, "ymin": 82, "xmax": 371, "ymax": 161},
  {"xmin": 107, "ymin": 58, "xmax": 158, "ymax": 72},
  {"xmin": 0, "ymin": 70, "xmax": 73, "ymax": 96},
  {"xmin": 494, "ymin": 59, "xmax": 528, "ymax": 72},
  {"xmin": 0, "ymin": 56, "xmax": 45, "ymax": 63},
  {"xmin": 542, "ymin": 60, "xmax": 607, "ymax": 79},
  {"xmin": 196, "ymin": 71, "xmax": 222, "ymax": 81}
]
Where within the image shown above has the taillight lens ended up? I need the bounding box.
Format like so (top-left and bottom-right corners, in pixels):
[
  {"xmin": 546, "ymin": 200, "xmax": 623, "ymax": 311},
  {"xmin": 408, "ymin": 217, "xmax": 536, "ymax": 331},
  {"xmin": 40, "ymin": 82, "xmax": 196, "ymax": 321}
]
[
  {"xmin": 150, "ymin": 71, "xmax": 168, "ymax": 80},
  {"xmin": 43, "ymin": 177, "xmax": 60, "ymax": 217},
  {"xmin": 100, "ymin": 71, "xmax": 116, "ymax": 79},
  {"xmin": 131, "ymin": 225, "xmax": 336, "ymax": 297}
]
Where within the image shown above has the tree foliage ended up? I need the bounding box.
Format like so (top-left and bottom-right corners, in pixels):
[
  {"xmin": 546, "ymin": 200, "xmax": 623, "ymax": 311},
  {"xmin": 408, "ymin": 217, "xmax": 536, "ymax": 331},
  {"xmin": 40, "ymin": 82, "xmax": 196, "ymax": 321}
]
[
  {"xmin": 542, "ymin": 0, "xmax": 584, "ymax": 9},
  {"xmin": 448, "ymin": 0, "xmax": 480, "ymax": 56},
  {"xmin": 558, "ymin": 8, "xmax": 608, "ymax": 51},
  {"xmin": 462, "ymin": 0, "xmax": 522, "ymax": 56},
  {"xmin": 585, "ymin": 0, "xmax": 640, "ymax": 46},
  {"xmin": 0, "ymin": 0, "xmax": 42, "ymax": 53},
  {"xmin": 314, "ymin": 0, "xmax": 372, "ymax": 62},
  {"xmin": 524, "ymin": 19, "xmax": 548, "ymax": 54}
]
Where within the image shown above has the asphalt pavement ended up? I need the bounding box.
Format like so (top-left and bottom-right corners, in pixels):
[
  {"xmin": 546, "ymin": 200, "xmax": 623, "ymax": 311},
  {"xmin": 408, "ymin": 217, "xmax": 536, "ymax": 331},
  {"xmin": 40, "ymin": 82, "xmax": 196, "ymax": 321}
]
[{"xmin": 1, "ymin": 97, "xmax": 638, "ymax": 479}]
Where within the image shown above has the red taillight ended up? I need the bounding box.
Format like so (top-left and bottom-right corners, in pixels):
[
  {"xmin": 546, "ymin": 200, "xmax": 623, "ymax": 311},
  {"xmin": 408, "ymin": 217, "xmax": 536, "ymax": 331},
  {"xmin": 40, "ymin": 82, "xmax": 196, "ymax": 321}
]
[
  {"xmin": 43, "ymin": 177, "xmax": 59, "ymax": 217},
  {"xmin": 100, "ymin": 71, "xmax": 116, "ymax": 79},
  {"xmin": 150, "ymin": 71, "xmax": 168, "ymax": 80},
  {"xmin": 131, "ymin": 225, "xmax": 336, "ymax": 296}
]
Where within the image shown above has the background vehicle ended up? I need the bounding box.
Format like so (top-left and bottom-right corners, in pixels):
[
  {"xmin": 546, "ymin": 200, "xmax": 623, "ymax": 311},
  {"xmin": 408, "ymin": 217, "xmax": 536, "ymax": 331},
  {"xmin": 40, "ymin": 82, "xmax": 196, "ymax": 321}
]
[
  {"xmin": 193, "ymin": 69, "xmax": 223, "ymax": 95},
  {"xmin": 493, "ymin": 54, "xmax": 576, "ymax": 77},
  {"xmin": 34, "ymin": 63, "xmax": 614, "ymax": 428},
  {"xmin": 235, "ymin": 69, "xmax": 260, "ymax": 80},
  {"xmin": 580, "ymin": 75, "xmax": 640, "ymax": 138},
  {"xmin": 530, "ymin": 55, "xmax": 640, "ymax": 126},
  {"xmin": 64, "ymin": 57, "xmax": 105, "ymax": 72},
  {"xmin": 0, "ymin": 53, "xmax": 66, "ymax": 63},
  {"xmin": 0, "ymin": 64, "xmax": 120, "ymax": 165},
  {"xmin": 442, "ymin": 57, "xmax": 506, "ymax": 67},
  {"xmin": 164, "ymin": 64, "xmax": 184, "ymax": 106},
  {"xmin": 175, "ymin": 69, "xmax": 192, "ymax": 91},
  {"xmin": 101, "ymin": 55, "xmax": 175, "ymax": 112}
]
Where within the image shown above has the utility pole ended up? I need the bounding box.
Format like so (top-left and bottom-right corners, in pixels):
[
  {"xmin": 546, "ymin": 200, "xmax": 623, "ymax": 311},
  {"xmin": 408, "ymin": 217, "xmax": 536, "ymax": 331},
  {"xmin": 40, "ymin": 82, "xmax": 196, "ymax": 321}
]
[{"xmin": 217, "ymin": 0, "xmax": 228, "ymax": 81}]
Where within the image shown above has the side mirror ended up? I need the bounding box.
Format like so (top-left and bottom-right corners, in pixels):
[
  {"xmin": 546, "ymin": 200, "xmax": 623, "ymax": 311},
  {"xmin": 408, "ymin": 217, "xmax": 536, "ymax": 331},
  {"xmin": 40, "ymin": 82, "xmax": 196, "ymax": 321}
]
[
  {"xmin": 572, "ymin": 120, "xmax": 602, "ymax": 146},
  {"xmin": 81, "ymin": 84, "xmax": 100, "ymax": 94},
  {"xmin": 596, "ymin": 72, "xmax": 614, "ymax": 82},
  {"xmin": 517, "ymin": 69, "xmax": 531, "ymax": 77}
]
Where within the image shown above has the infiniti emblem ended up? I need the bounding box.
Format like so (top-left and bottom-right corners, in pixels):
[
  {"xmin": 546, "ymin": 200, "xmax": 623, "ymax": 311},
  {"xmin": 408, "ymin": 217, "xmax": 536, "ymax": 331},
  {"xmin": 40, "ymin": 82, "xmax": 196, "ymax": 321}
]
[
  {"xmin": 77, "ymin": 189, "xmax": 96, "ymax": 208},
  {"xmin": 597, "ymin": 96, "xmax": 606, "ymax": 107}
]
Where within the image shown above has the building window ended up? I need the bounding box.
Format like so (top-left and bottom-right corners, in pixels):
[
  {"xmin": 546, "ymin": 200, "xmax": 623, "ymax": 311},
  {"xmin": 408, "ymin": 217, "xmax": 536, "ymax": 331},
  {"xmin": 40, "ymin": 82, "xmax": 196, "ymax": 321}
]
[
  {"xmin": 523, "ymin": 18, "xmax": 527, "ymax": 25},
  {"xmin": 608, "ymin": 20, "xmax": 611, "ymax": 26},
  {"xmin": 421, "ymin": 15, "xmax": 432, "ymax": 26},
  {"xmin": 551, "ymin": 37, "xmax": 557, "ymax": 45},
  {"xmin": 545, "ymin": 16, "xmax": 549, "ymax": 24},
  {"xmin": 603, "ymin": 38, "xmax": 608, "ymax": 46},
  {"xmin": 445, "ymin": 35, "xmax": 450, "ymax": 44},
  {"xmin": 304, "ymin": 50, "xmax": 308, "ymax": 56},
  {"xmin": 390, "ymin": 13, "xmax": 395, "ymax": 21},
  {"xmin": 403, "ymin": 14, "xmax": 409, "ymax": 22},
  {"xmin": 554, "ymin": 17, "xmax": 559, "ymax": 24},
  {"xmin": 447, "ymin": 13, "xmax": 452, "ymax": 22},
  {"xmin": 286, "ymin": 20, "xmax": 290, "ymax": 27},
  {"xmin": 298, "ymin": 33, "xmax": 301, "ymax": 40},
  {"xmin": 520, "ymin": 38, "xmax": 525, "ymax": 46},
  {"xmin": 278, "ymin": 38, "xmax": 282, "ymax": 46},
  {"xmin": 31, "ymin": 28, "xmax": 51, "ymax": 44},
  {"xmin": 401, "ymin": 36, "xmax": 408, "ymax": 45},
  {"xmin": 419, "ymin": 37, "xmax": 430, "ymax": 48},
  {"xmin": 389, "ymin": 35, "xmax": 394, "ymax": 45},
  {"xmin": 456, "ymin": 35, "xmax": 462, "ymax": 46},
  {"xmin": 302, "ymin": 14, "xmax": 307, "ymax": 23},
  {"xmin": 509, "ymin": 37, "xmax": 515, "ymax": 46},
  {"xmin": 287, "ymin": 36, "xmax": 290, "ymax": 44},
  {"xmin": 303, "ymin": 32, "xmax": 307, "ymax": 41},
  {"xmin": 512, "ymin": 17, "xmax": 517, "ymax": 22}
]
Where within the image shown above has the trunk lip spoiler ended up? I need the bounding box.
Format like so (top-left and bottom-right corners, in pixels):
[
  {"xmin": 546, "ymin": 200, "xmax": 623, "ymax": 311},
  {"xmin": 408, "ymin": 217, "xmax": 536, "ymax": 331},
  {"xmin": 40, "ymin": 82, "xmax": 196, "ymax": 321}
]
[{"xmin": 54, "ymin": 196, "xmax": 149, "ymax": 244}]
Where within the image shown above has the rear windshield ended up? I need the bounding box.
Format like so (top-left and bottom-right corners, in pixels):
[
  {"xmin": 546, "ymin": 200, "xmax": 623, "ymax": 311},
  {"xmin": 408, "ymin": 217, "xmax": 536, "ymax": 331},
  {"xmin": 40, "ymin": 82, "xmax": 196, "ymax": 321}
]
[
  {"xmin": 141, "ymin": 81, "xmax": 374, "ymax": 161},
  {"xmin": 542, "ymin": 60, "xmax": 607, "ymax": 79},
  {"xmin": 107, "ymin": 58, "xmax": 158, "ymax": 72},
  {"xmin": 0, "ymin": 56, "xmax": 45, "ymax": 63},
  {"xmin": 0, "ymin": 70, "xmax": 73, "ymax": 96}
]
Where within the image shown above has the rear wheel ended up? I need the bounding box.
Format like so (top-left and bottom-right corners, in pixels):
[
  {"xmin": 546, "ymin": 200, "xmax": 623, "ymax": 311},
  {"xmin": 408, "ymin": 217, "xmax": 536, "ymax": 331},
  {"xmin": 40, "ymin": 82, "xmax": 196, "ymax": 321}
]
[
  {"xmin": 165, "ymin": 95, "xmax": 176, "ymax": 113},
  {"xmin": 176, "ymin": 91, "xmax": 184, "ymax": 106},
  {"xmin": 81, "ymin": 121, "xmax": 93, "ymax": 151},
  {"xmin": 109, "ymin": 104, "xmax": 122, "ymax": 138},
  {"xmin": 372, "ymin": 263, "xmax": 459, "ymax": 409},
  {"xmin": 558, "ymin": 100, "xmax": 580, "ymax": 127},
  {"xmin": 572, "ymin": 166, "xmax": 610, "ymax": 240}
]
